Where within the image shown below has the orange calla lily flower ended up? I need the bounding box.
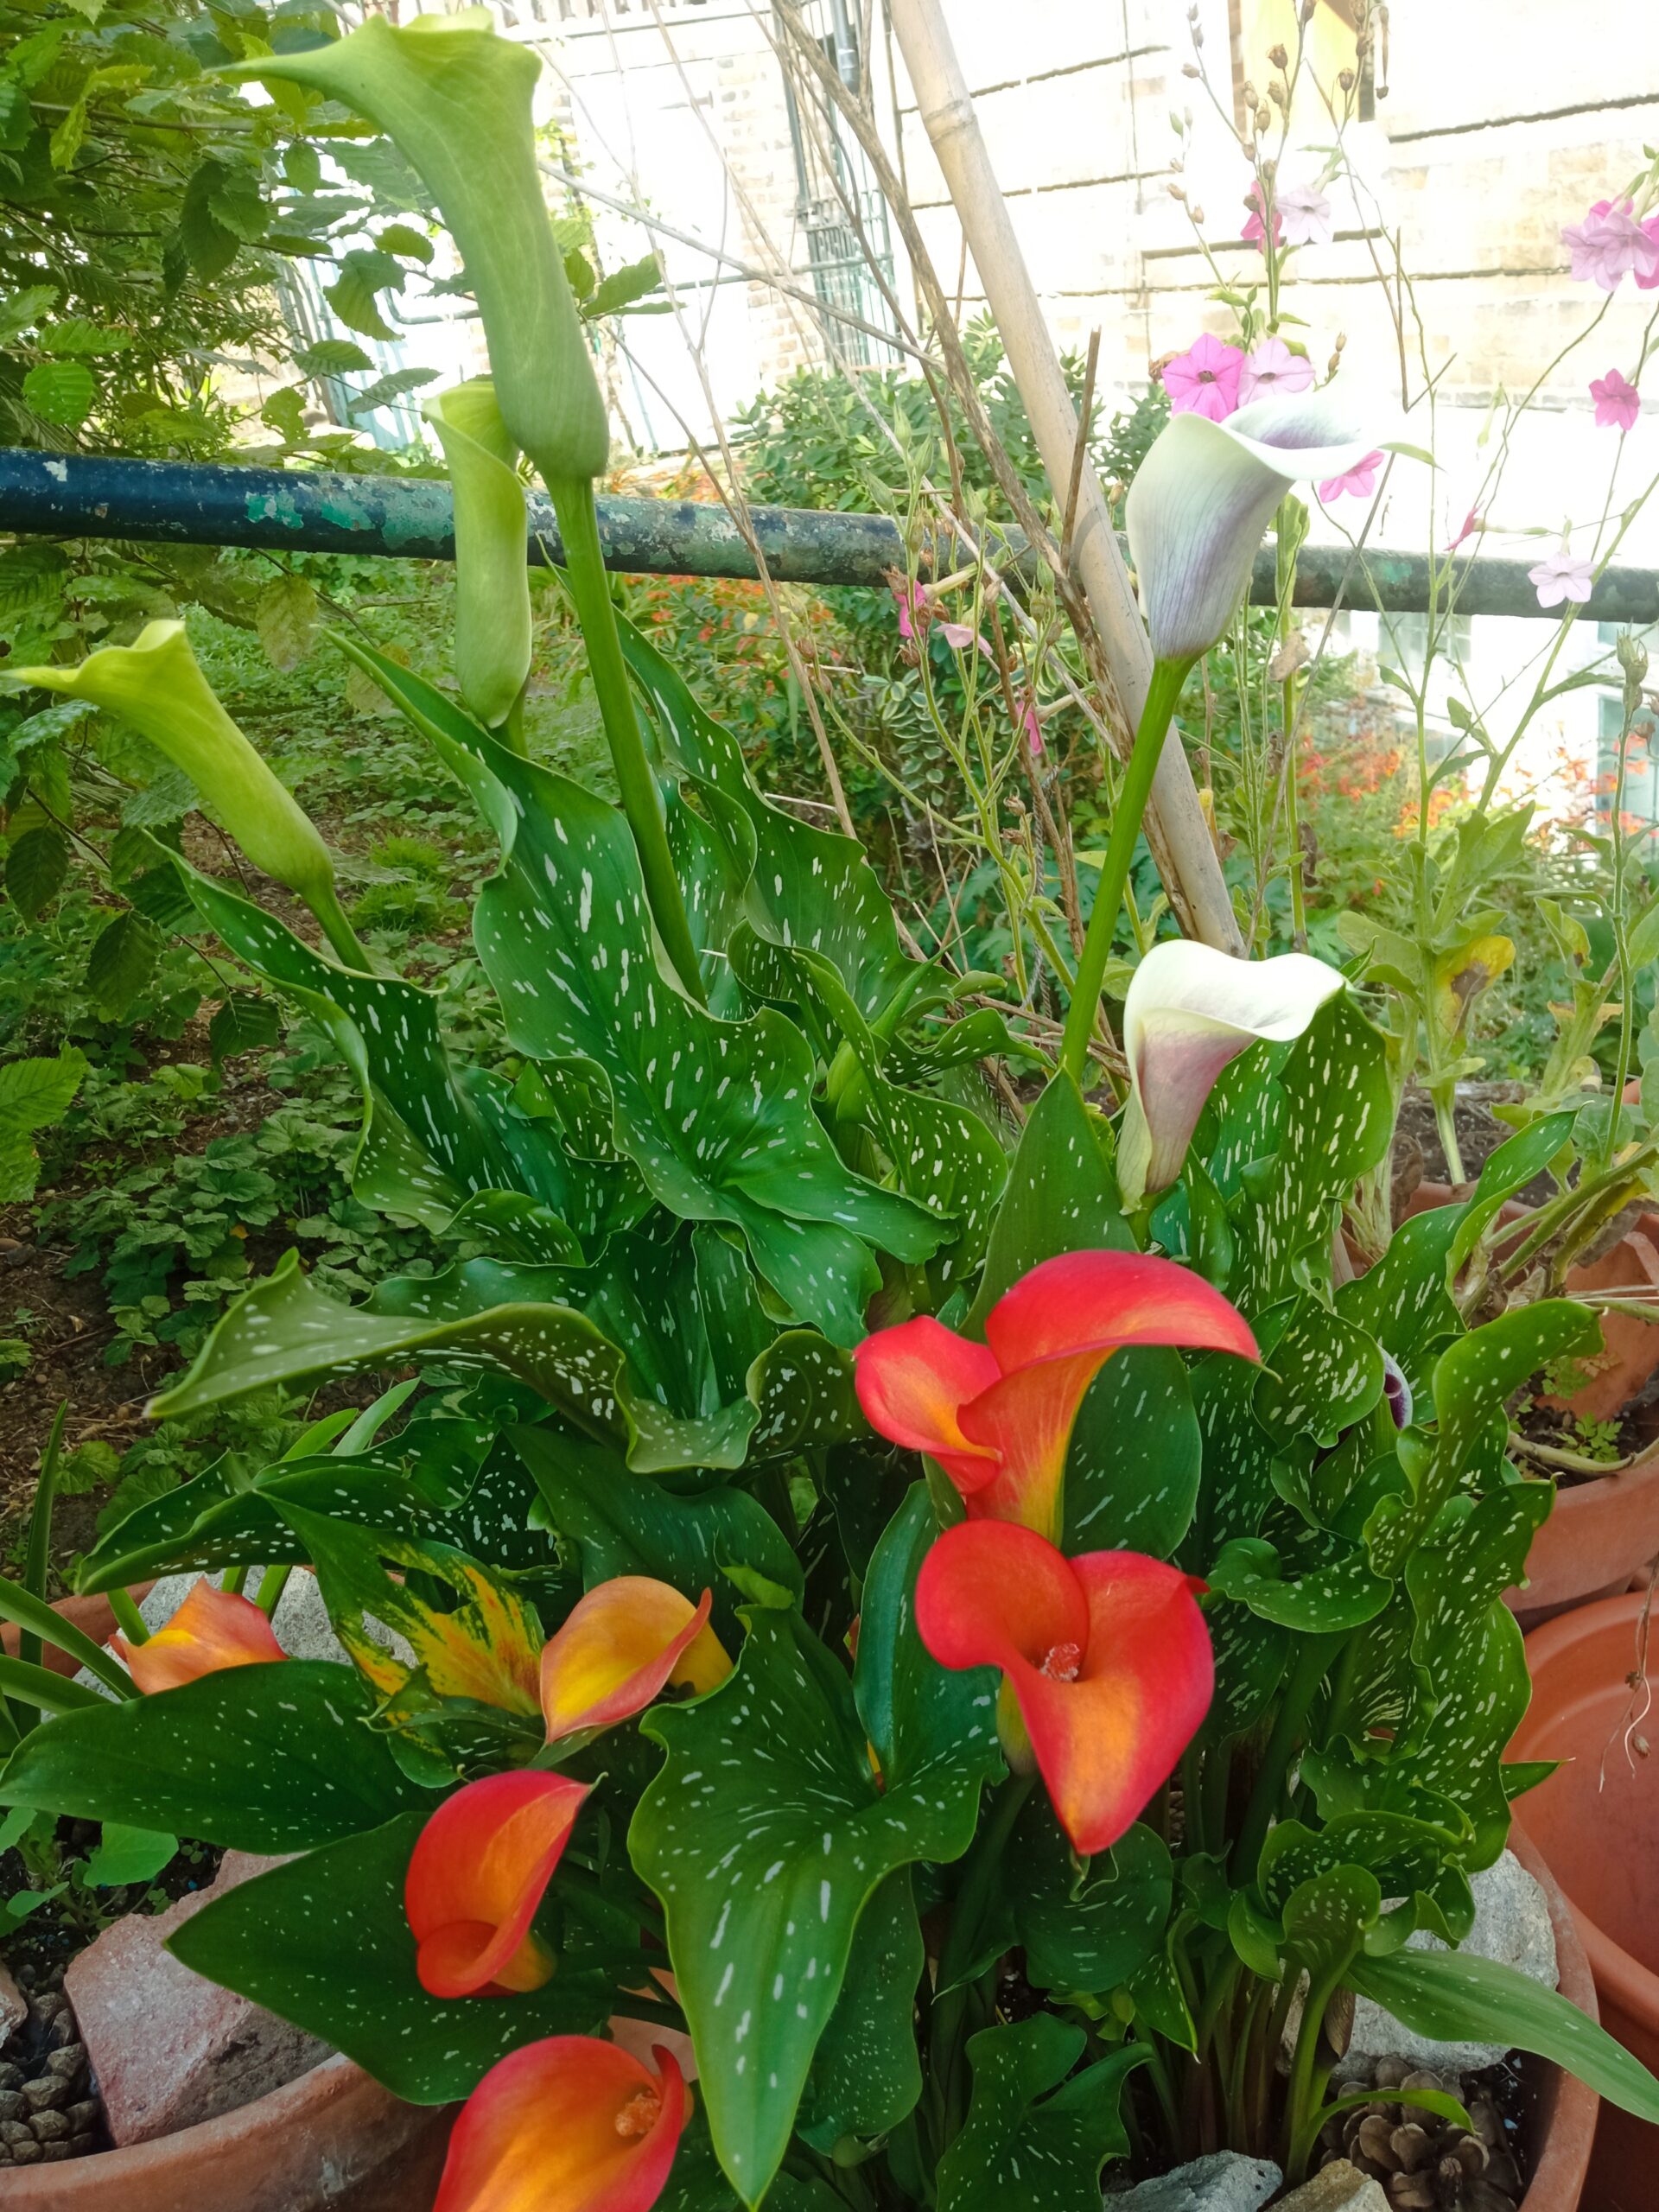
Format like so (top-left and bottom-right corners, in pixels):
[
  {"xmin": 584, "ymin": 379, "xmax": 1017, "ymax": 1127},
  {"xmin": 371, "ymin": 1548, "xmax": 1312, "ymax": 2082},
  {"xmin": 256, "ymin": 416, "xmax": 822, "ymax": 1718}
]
[
  {"xmin": 915, "ymin": 1520, "xmax": 1213, "ymax": 1857},
  {"xmin": 405, "ymin": 1770, "xmax": 589, "ymax": 1999},
  {"xmin": 112, "ymin": 1579, "xmax": 285, "ymax": 1694},
  {"xmin": 540, "ymin": 1578, "xmax": 731, "ymax": 1749},
  {"xmin": 435, "ymin": 2035, "xmax": 686, "ymax": 2212},
  {"xmin": 854, "ymin": 1249, "xmax": 1257, "ymax": 1541}
]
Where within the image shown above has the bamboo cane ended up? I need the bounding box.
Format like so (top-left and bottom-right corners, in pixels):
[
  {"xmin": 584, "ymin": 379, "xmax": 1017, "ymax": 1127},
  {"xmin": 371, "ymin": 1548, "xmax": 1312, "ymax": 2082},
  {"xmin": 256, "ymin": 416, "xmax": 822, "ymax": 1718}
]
[{"xmin": 884, "ymin": 0, "xmax": 1243, "ymax": 956}]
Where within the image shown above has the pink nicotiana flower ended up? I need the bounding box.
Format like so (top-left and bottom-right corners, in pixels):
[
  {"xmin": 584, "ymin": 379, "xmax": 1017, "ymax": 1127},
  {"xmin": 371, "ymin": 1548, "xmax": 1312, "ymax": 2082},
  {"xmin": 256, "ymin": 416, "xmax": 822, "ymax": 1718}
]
[
  {"xmin": 890, "ymin": 579, "xmax": 988, "ymax": 656},
  {"xmin": 1448, "ymin": 505, "xmax": 1484, "ymax": 554},
  {"xmin": 1161, "ymin": 334, "xmax": 1245, "ymax": 423},
  {"xmin": 1018, "ymin": 694, "xmax": 1043, "ymax": 757},
  {"xmin": 1639, "ymin": 214, "xmax": 1659, "ymax": 290},
  {"xmin": 1591, "ymin": 368, "xmax": 1641, "ymax": 432},
  {"xmin": 1276, "ymin": 181, "xmax": 1333, "ymax": 247},
  {"xmin": 1562, "ymin": 200, "xmax": 1659, "ymax": 293},
  {"xmin": 1528, "ymin": 538, "xmax": 1595, "ymax": 610},
  {"xmin": 1242, "ymin": 181, "xmax": 1282, "ymax": 253},
  {"xmin": 1318, "ymin": 449, "xmax": 1385, "ymax": 502},
  {"xmin": 1238, "ymin": 337, "xmax": 1315, "ymax": 405}
]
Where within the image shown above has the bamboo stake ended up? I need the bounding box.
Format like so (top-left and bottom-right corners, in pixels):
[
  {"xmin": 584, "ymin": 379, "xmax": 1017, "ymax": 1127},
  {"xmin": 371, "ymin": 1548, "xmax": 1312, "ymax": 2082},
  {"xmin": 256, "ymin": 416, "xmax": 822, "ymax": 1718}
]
[{"xmin": 884, "ymin": 0, "xmax": 1243, "ymax": 956}]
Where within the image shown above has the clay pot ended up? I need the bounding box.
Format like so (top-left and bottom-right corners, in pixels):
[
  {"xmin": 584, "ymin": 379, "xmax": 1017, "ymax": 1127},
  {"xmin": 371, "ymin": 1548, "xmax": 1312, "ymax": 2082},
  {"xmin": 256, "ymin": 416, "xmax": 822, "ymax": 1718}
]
[
  {"xmin": 1511, "ymin": 1594, "xmax": 1659, "ymax": 2212},
  {"xmin": 6, "ymin": 2053, "xmax": 454, "ymax": 2211},
  {"xmin": 1508, "ymin": 1825, "xmax": 1603, "ymax": 2212}
]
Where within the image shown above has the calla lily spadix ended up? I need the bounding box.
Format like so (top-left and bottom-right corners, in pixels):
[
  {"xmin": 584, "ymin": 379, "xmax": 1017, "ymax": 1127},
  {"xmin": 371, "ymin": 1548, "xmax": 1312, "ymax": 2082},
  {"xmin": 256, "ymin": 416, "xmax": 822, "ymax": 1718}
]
[
  {"xmin": 1126, "ymin": 377, "xmax": 1416, "ymax": 664},
  {"xmin": 10, "ymin": 623, "xmax": 365, "ymax": 968},
  {"xmin": 540, "ymin": 1578, "xmax": 731, "ymax": 1750},
  {"xmin": 404, "ymin": 1770, "xmax": 588, "ymax": 1999},
  {"xmin": 1116, "ymin": 940, "xmax": 1347, "ymax": 1206},
  {"xmin": 423, "ymin": 380, "xmax": 533, "ymax": 737},
  {"xmin": 916, "ymin": 1521, "xmax": 1214, "ymax": 1857},
  {"xmin": 434, "ymin": 2034, "xmax": 686, "ymax": 2212},
  {"xmin": 111, "ymin": 1578, "xmax": 285, "ymax": 1694},
  {"xmin": 854, "ymin": 1249, "xmax": 1258, "ymax": 1544}
]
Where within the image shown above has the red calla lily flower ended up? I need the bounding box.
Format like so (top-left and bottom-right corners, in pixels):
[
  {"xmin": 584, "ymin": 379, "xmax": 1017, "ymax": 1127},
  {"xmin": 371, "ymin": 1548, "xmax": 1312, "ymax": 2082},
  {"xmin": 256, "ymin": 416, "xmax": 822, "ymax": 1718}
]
[
  {"xmin": 915, "ymin": 1520, "xmax": 1214, "ymax": 1855},
  {"xmin": 435, "ymin": 2035, "xmax": 686, "ymax": 2212},
  {"xmin": 405, "ymin": 1770, "xmax": 589, "ymax": 1999},
  {"xmin": 540, "ymin": 1578, "xmax": 730, "ymax": 1748},
  {"xmin": 854, "ymin": 1249, "xmax": 1257, "ymax": 1541},
  {"xmin": 112, "ymin": 1579, "xmax": 285, "ymax": 1694}
]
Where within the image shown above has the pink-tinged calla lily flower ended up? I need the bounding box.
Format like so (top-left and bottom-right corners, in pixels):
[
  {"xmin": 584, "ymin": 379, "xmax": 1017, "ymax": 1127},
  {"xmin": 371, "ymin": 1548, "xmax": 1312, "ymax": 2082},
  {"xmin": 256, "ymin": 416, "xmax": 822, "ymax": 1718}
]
[
  {"xmin": 112, "ymin": 1579, "xmax": 284, "ymax": 1694},
  {"xmin": 1117, "ymin": 939, "xmax": 1348, "ymax": 1205},
  {"xmin": 1126, "ymin": 376, "xmax": 1414, "ymax": 663},
  {"xmin": 540, "ymin": 1578, "xmax": 731, "ymax": 1748},
  {"xmin": 915, "ymin": 1521, "xmax": 1214, "ymax": 1856},
  {"xmin": 435, "ymin": 2035, "xmax": 686, "ymax": 2212},
  {"xmin": 405, "ymin": 1770, "xmax": 589, "ymax": 1999},
  {"xmin": 854, "ymin": 1249, "xmax": 1257, "ymax": 1542}
]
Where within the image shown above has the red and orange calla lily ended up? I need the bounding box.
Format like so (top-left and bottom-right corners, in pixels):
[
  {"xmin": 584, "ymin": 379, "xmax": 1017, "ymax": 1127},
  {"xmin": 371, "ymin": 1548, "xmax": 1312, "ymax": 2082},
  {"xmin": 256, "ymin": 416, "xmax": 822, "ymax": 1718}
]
[
  {"xmin": 540, "ymin": 1577, "xmax": 731, "ymax": 1749},
  {"xmin": 915, "ymin": 1520, "xmax": 1213, "ymax": 1856},
  {"xmin": 435, "ymin": 2035, "xmax": 686, "ymax": 2212},
  {"xmin": 111, "ymin": 1578, "xmax": 285, "ymax": 1694},
  {"xmin": 853, "ymin": 1249, "xmax": 1257, "ymax": 1542},
  {"xmin": 405, "ymin": 1770, "xmax": 589, "ymax": 1999}
]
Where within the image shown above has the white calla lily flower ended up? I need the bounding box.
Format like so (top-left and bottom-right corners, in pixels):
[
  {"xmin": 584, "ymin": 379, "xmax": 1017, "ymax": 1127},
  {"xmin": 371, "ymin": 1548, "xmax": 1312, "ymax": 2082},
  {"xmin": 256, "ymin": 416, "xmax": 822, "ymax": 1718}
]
[
  {"xmin": 1126, "ymin": 379, "xmax": 1414, "ymax": 663},
  {"xmin": 1118, "ymin": 940, "xmax": 1346, "ymax": 1205}
]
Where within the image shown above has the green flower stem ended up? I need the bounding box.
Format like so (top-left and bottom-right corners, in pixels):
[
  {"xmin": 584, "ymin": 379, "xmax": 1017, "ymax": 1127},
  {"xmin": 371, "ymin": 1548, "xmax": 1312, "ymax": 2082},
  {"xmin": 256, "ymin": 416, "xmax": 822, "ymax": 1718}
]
[
  {"xmin": 254, "ymin": 1563, "xmax": 292, "ymax": 1619},
  {"xmin": 219, "ymin": 1566, "xmax": 248, "ymax": 1599},
  {"xmin": 930, "ymin": 1771, "xmax": 1035, "ymax": 2137},
  {"xmin": 1059, "ymin": 657, "xmax": 1195, "ymax": 1088},
  {"xmin": 106, "ymin": 1586, "xmax": 149, "ymax": 1647},
  {"xmin": 545, "ymin": 474, "xmax": 706, "ymax": 1005},
  {"xmin": 1231, "ymin": 1631, "xmax": 1342, "ymax": 1885},
  {"xmin": 1282, "ymin": 1961, "xmax": 1345, "ymax": 2178},
  {"xmin": 309, "ymin": 879, "xmax": 372, "ymax": 971}
]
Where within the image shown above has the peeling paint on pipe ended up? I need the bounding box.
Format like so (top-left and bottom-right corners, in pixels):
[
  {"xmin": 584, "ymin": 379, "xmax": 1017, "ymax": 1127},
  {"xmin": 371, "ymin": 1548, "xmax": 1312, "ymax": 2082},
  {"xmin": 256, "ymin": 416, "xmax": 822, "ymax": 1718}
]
[{"xmin": 1, "ymin": 448, "xmax": 1656, "ymax": 621}]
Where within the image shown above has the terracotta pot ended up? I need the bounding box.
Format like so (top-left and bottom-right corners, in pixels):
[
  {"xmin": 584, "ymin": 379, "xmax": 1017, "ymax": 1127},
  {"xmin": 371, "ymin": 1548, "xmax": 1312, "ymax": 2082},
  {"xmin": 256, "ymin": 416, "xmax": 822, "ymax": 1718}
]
[
  {"xmin": 1506, "ymin": 1825, "xmax": 1602, "ymax": 2212},
  {"xmin": 1, "ymin": 1585, "xmax": 155, "ymax": 1680},
  {"xmin": 1512, "ymin": 1594, "xmax": 1659, "ymax": 2212},
  {"xmin": 6, "ymin": 2053, "xmax": 454, "ymax": 2211}
]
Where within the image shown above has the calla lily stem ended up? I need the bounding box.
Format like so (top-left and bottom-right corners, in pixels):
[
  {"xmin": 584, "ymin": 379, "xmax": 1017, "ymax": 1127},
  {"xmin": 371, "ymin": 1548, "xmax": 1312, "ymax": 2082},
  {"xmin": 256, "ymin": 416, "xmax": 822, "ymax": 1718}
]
[
  {"xmin": 106, "ymin": 1586, "xmax": 149, "ymax": 1647},
  {"xmin": 545, "ymin": 474, "xmax": 707, "ymax": 1006},
  {"xmin": 1060, "ymin": 657, "xmax": 1195, "ymax": 1088}
]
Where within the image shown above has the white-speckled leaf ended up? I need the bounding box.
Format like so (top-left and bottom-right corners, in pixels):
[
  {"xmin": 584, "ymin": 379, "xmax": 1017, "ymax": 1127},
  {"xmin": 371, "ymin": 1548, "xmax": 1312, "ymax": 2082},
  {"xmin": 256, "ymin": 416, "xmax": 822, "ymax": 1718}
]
[
  {"xmin": 796, "ymin": 1868, "xmax": 924, "ymax": 2152},
  {"xmin": 1255, "ymin": 1294, "xmax": 1385, "ymax": 1449},
  {"xmin": 934, "ymin": 2016, "xmax": 1145, "ymax": 2212}
]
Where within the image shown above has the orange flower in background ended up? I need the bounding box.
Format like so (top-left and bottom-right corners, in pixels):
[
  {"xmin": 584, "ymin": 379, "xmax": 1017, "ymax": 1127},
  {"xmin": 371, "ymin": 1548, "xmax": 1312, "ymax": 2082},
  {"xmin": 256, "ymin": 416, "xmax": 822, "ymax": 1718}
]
[
  {"xmin": 435, "ymin": 2035, "xmax": 686, "ymax": 2212},
  {"xmin": 915, "ymin": 1520, "xmax": 1214, "ymax": 1856},
  {"xmin": 405, "ymin": 1770, "xmax": 589, "ymax": 1999},
  {"xmin": 853, "ymin": 1249, "xmax": 1258, "ymax": 1542},
  {"xmin": 112, "ymin": 1580, "xmax": 284, "ymax": 1694},
  {"xmin": 540, "ymin": 1579, "xmax": 731, "ymax": 1749}
]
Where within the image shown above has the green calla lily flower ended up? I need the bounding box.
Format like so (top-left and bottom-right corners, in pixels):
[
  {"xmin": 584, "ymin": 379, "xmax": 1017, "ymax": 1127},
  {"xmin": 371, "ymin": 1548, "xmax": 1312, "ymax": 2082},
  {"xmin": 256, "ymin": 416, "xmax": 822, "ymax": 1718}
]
[
  {"xmin": 423, "ymin": 380, "xmax": 532, "ymax": 735},
  {"xmin": 11, "ymin": 622, "xmax": 365, "ymax": 967},
  {"xmin": 225, "ymin": 10, "xmax": 607, "ymax": 486}
]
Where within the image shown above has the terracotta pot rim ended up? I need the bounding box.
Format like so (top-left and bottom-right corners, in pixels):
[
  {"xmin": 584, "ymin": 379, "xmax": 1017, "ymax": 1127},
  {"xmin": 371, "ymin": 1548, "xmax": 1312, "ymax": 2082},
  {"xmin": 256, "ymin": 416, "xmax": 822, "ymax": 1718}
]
[
  {"xmin": 1507, "ymin": 1824, "xmax": 1600, "ymax": 2212},
  {"xmin": 1519, "ymin": 1591, "xmax": 1659, "ymax": 2028}
]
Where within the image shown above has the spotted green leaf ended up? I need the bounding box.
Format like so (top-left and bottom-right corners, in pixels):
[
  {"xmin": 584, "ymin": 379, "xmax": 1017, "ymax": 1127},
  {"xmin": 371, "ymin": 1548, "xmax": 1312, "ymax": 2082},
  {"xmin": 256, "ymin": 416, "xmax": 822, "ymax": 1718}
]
[
  {"xmin": 1010, "ymin": 1812, "xmax": 1173, "ymax": 1993},
  {"xmin": 796, "ymin": 1868, "xmax": 924, "ymax": 2152},
  {"xmin": 1255, "ymin": 1294, "xmax": 1385, "ymax": 1449},
  {"xmin": 934, "ymin": 2016, "xmax": 1146, "ymax": 2212}
]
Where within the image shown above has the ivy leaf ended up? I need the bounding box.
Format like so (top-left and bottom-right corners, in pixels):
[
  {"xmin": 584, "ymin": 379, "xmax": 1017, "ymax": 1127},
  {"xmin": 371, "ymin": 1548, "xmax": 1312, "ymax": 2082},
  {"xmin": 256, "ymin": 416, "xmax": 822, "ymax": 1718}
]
[
  {"xmin": 1351, "ymin": 1948, "xmax": 1659, "ymax": 2120},
  {"xmin": 632, "ymin": 1593, "xmax": 996, "ymax": 2205},
  {"xmin": 934, "ymin": 2017, "xmax": 1145, "ymax": 2212},
  {"xmin": 167, "ymin": 1814, "xmax": 612, "ymax": 2102},
  {"xmin": 86, "ymin": 910, "xmax": 158, "ymax": 1019},
  {"xmin": 255, "ymin": 574, "xmax": 320, "ymax": 672},
  {"xmin": 0, "ymin": 1663, "xmax": 429, "ymax": 1850}
]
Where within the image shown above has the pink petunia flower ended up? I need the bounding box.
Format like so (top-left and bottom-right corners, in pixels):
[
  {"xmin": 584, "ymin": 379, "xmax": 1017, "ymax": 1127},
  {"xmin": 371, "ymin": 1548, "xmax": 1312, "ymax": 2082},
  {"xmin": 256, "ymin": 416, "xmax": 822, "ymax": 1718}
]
[
  {"xmin": 1237, "ymin": 336, "xmax": 1316, "ymax": 405},
  {"xmin": 1562, "ymin": 200, "xmax": 1659, "ymax": 292},
  {"xmin": 1242, "ymin": 181, "xmax": 1283, "ymax": 254},
  {"xmin": 1318, "ymin": 449, "xmax": 1385, "ymax": 502},
  {"xmin": 1276, "ymin": 181, "xmax": 1333, "ymax": 247},
  {"xmin": 1161, "ymin": 334, "xmax": 1245, "ymax": 423},
  {"xmin": 1528, "ymin": 538, "xmax": 1595, "ymax": 610},
  {"xmin": 1591, "ymin": 367, "xmax": 1641, "ymax": 432}
]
